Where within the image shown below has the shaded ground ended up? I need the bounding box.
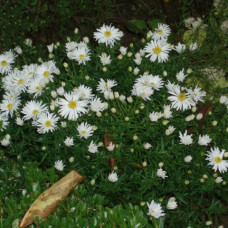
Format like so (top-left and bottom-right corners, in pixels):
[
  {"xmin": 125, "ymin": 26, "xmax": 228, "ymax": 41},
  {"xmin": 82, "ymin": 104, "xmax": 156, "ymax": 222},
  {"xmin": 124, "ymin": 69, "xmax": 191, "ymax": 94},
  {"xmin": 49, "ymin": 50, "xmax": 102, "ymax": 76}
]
[
  {"xmin": 0, "ymin": 0, "xmax": 213, "ymax": 49},
  {"xmin": 1, "ymin": 1, "xmax": 228, "ymax": 227}
]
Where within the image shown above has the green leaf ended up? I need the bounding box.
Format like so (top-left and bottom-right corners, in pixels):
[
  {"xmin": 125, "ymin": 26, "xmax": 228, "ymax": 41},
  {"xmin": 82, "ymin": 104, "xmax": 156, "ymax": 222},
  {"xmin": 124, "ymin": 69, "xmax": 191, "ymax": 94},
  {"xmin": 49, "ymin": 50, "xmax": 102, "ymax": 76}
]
[
  {"xmin": 125, "ymin": 20, "xmax": 147, "ymax": 33},
  {"xmin": 215, "ymin": 76, "xmax": 228, "ymax": 88},
  {"xmin": 148, "ymin": 19, "xmax": 164, "ymax": 30},
  {"xmin": 183, "ymin": 28, "xmax": 207, "ymax": 46},
  {"xmin": 209, "ymin": 16, "xmax": 219, "ymax": 33},
  {"xmin": 158, "ymin": 217, "xmax": 165, "ymax": 228}
]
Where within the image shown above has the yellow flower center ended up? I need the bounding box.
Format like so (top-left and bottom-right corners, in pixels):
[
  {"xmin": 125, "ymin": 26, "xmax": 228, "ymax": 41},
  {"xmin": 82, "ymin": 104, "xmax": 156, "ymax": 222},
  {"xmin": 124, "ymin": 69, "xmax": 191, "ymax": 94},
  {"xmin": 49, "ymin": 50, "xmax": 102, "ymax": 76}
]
[
  {"xmin": 153, "ymin": 47, "xmax": 161, "ymax": 54},
  {"xmin": 43, "ymin": 71, "xmax": 49, "ymax": 77},
  {"xmin": 36, "ymin": 86, "xmax": 41, "ymax": 91},
  {"xmin": 177, "ymin": 93, "xmax": 186, "ymax": 101},
  {"xmin": 81, "ymin": 130, "xmax": 86, "ymax": 134},
  {"xmin": 150, "ymin": 82, "xmax": 155, "ymax": 87},
  {"xmin": 104, "ymin": 31, "xmax": 111, "ymax": 37},
  {"xmin": 142, "ymin": 93, "xmax": 146, "ymax": 97},
  {"xmin": 45, "ymin": 120, "xmax": 52, "ymax": 127},
  {"xmin": 157, "ymin": 29, "xmax": 163, "ymax": 34},
  {"xmin": 105, "ymin": 83, "xmax": 108, "ymax": 88},
  {"xmin": 1, "ymin": 60, "xmax": 8, "ymax": 66},
  {"xmin": 215, "ymin": 156, "xmax": 222, "ymax": 163},
  {"xmin": 68, "ymin": 100, "xmax": 77, "ymax": 109},
  {"xmin": 142, "ymin": 82, "xmax": 147, "ymax": 86},
  {"xmin": 7, "ymin": 103, "xmax": 13, "ymax": 110},
  {"xmin": 79, "ymin": 54, "xmax": 85, "ymax": 59},
  {"xmin": 32, "ymin": 109, "xmax": 39, "ymax": 115},
  {"xmin": 29, "ymin": 71, "xmax": 34, "ymax": 75},
  {"xmin": 18, "ymin": 78, "xmax": 24, "ymax": 85}
]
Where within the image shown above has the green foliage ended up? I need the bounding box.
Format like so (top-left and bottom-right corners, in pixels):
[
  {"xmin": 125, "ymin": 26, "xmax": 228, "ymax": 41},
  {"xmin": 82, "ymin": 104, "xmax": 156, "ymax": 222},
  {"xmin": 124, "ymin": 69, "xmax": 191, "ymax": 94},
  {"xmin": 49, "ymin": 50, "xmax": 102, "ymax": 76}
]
[
  {"xmin": 0, "ymin": 0, "xmax": 228, "ymax": 227},
  {"xmin": 183, "ymin": 28, "xmax": 207, "ymax": 46}
]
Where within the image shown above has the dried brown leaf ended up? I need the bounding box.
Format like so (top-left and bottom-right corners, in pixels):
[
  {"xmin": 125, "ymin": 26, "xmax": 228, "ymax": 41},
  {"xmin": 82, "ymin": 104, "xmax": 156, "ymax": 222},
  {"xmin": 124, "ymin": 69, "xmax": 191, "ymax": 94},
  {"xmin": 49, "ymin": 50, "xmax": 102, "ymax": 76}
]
[{"xmin": 19, "ymin": 170, "xmax": 85, "ymax": 228}]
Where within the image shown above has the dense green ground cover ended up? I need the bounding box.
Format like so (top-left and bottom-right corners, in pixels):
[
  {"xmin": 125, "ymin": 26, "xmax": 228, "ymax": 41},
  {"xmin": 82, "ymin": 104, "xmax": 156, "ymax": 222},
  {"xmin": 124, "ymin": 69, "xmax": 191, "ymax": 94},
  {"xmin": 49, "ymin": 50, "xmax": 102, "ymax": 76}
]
[{"xmin": 0, "ymin": 0, "xmax": 228, "ymax": 227}]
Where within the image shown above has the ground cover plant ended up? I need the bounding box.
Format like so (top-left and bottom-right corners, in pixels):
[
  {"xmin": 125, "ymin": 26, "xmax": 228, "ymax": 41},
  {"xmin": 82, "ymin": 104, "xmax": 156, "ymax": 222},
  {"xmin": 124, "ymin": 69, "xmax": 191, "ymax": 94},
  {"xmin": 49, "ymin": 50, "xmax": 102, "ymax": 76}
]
[{"xmin": 0, "ymin": 0, "xmax": 228, "ymax": 228}]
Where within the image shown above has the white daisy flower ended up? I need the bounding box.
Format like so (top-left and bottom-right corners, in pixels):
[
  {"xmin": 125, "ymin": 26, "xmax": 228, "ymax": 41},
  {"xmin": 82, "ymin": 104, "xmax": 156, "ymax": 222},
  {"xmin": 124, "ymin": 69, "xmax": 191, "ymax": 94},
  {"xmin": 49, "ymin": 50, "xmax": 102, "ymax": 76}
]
[
  {"xmin": 144, "ymin": 39, "xmax": 171, "ymax": 63},
  {"xmin": 90, "ymin": 97, "xmax": 105, "ymax": 112},
  {"xmin": 134, "ymin": 75, "xmax": 149, "ymax": 88},
  {"xmin": 165, "ymin": 81, "xmax": 180, "ymax": 93},
  {"xmin": 179, "ymin": 130, "xmax": 193, "ymax": 145},
  {"xmin": 167, "ymin": 87, "xmax": 195, "ymax": 111},
  {"xmin": 146, "ymin": 75, "xmax": 164, "ymax": 91},
  {"xmin": 11, "ymin": 70, "xmax": 30, "ymax": 93},
  {"xmin": 156, "ymin": 168, "xmax": 168, "ymax": 179},
  {"xmin": 58, "ymin": 92, "xmax": 88, "ymax": 121},
  {"xmin": 189, "ymin": 42, "xmax": 198, "ymax": 51},
  {"xmin": 0, "ymin": 50, "xmax": 16, "ymax": 74},
  {"xmin": 106, "ymin": 142, "xmax": 115, "ymax": 152},
  {"xmin": 1, "ymin": 72, "xmax": 16, "ymax": 93},
  {"xmin": 54, "ymin": 160, "xmax": 64, "ymax": 171},
  {"xmin": 1, "ymin": 137, "xmax": 10, "ymax": 146},
  {"xmin": 16, "ymin": 117, "xmax": 24, "ymax": 126},
  {"xmin": 219, "ymin": 95, "xmax": 228, "ymax": 104},
  {"xmin": 77, "ymin": 122, "xmax": 94, "ymax": 139},
  {"xmin": 70, "ymin": 46, "xmax": 91, "ymax": 65},
  {"xmin": 185, "ymin": 114, "xmax": 195, "ymax": 122},
  {"xmin": 27, "ymin": 78, "xmax": 44, "ymax": 98},
  {"xmin": 198, "ymin": 135, "xmax": 212, "ymax": 146},
  {"xmin": 184, "ymin": 155, "xmax": 193, "ymax": 163},
  {"xmin": 149, "ymin": 112, "xmax": 163, "ymax": 122},
  {"xmin": 65, "ymin": 41, "xmax": 78, "ymax": 53},
  {"xmin": 186, "ymin": 85, "xmax": 206, "ymax": 103},
  {"xmin": 22, "ymin": 63, "xmax": 38, "ymax": 79},
  {"xmin": 163, "ymin": 105, "xmax": 172, "ymax": 119},
  {"xmin": 215, "ymin": 176, "xmax": 223, "ymax": 183},
  {"xmin": 134, "ymin": 56, "xmax": 142, "ymax": 65},
  {"xmin": 0, "ymin": 113, "xmax": 9, "ymax": 131},
  {"xmin": 21, "ymin": 100, "xmax": 48, "ymax": 120},
  {"xmin": 133, "ymin": 67, "xmax": 140, "ymax": 75},
  {"xmin": 176, "ymin": 68, "xmax": 187, "ymax": 82},
  {"xmin": 35, "ymin": 60, "xmax": 59, "ymax": 83},
  {"xmin": 165, "ymin": 125, "xmax": 175, "ymax": 135},
  {"xmin": 61, "ymin": 121, "xmax": 67, "ymax": 128},
  {"xmin": 166, "ymin": 197, "xmax": 178, "ymax": 210},
  {"xmin": 184, "ymin": 17, "xmax": 195, "ymax": 29},
  {"xmin": 173, "ymin": 42, "xmax": 186, "ymax": 53},
  {"xmin": 119, "ymin": 46, "xmax": 127, "ymax": 55},
  {"xmin": 35, "ymin": 112, "xmax": 59, "ymax": 133},
  {"xmin": 14, "ymin": 46, "xmax": 22, "ymax": 54},
  {"xmin": 147, "ymin": 200, "xmax": 165, "ymax": 218},
  {"xmin": 108, "ymin": 171, "xmax": 118, "ymax": 182},
  {"xmin": 131, "ymin": 85, "xmax": 154, "ymax": 101},
  {"xmin": 0, "ymin": 98, "xmax": 20, "ymax": 118},
  {"xmin": 94, "ymin": 24, "xmax": 123, "ymax": 47},
  {"xmin": 152, "ymin": 23, "xmax": 171, "ymax": 40},
  {"xmin": 2, "ymin": 91, "xmax": 20, "ymax": 101},
  {"xmin": 76, "ymin": 85, "xmax": 94, "ymax": 100},
  {"xmin": 144, "ymin": 143, "xmax": 152, "ymax": 149},
  {"xmin": 196, "ymin": 113, "xmax": 203, "ymax": 120},
  {"xmin": 64, "ymin": 137, "xmax": 74, "ymax": 147},
  {"xmin": 56, "ymin": 87, "xmax": 65, "ymax": 96},
  {"xmin": 206, "ymin": 147, "xmax": 228, "ymax": 173},
  {"xmin": 88, "ymin": 141, "xmax": 98, "ymax": 153},
  {"xmin": 96, "ymin": 78, "xmax": 117, "ymax": 94},
  {"xmin": 24, "ymin": 38, "xmax": 32, "ymax": 46},
  {"xmin": 99, "ymin": 53, "xmax": 112, "ymax": 65},
  {"xmin": 47, "ymin": 43, "xmax": 54, "ymax": 53}
]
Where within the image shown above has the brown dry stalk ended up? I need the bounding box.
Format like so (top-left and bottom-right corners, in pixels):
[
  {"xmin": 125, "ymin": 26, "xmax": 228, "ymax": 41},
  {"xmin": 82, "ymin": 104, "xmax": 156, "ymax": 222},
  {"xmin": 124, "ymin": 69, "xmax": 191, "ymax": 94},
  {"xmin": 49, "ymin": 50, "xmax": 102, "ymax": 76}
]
[{"xmin": 104, "ymin": 133, "xmax": 116, "ymax": 169}]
